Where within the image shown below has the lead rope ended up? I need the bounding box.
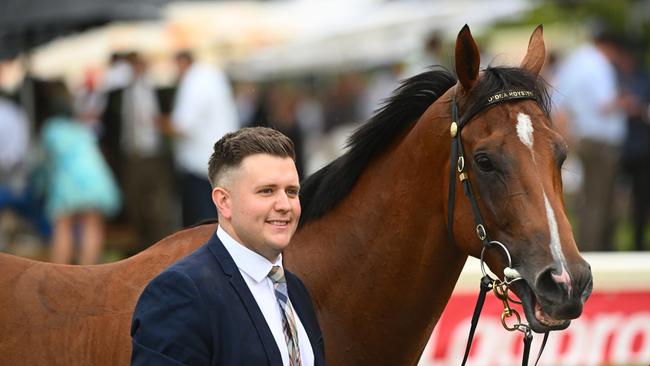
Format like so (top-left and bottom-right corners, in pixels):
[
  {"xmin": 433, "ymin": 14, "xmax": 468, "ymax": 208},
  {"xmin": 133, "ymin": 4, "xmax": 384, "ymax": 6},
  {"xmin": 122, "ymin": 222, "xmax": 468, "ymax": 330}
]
[
  {"xmin": 535, "ymin": 332, "xmax": 550, "ymax": 366},
  {"xmin": 460, "ymin": 275, "xmax": 492, "ymax": 366},
  {"xmin": 461, "ymin": 276, "xmax": 550, "ymax": 366},
  {"xmin": 522, "ymin": 332, "xmax": 533, "ymax": 365},
  {"xmin": 522, "ymin": 331, "xmax": 549, "ymax": 366}
]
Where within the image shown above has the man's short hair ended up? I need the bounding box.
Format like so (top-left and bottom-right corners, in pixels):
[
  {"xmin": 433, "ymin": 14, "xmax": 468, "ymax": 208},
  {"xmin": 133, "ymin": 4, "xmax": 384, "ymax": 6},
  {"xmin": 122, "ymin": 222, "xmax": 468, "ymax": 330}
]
[{"xmin": 208, "ymin": 127, "xmax": 296, "ymax": 187}]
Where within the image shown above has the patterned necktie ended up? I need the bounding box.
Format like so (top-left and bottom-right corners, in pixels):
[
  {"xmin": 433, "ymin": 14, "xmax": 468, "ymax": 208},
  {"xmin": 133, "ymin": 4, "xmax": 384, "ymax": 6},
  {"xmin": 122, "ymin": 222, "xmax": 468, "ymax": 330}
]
[{"xmin": 268, "ymin": 265, "xmax": 302, "ymax": 366}]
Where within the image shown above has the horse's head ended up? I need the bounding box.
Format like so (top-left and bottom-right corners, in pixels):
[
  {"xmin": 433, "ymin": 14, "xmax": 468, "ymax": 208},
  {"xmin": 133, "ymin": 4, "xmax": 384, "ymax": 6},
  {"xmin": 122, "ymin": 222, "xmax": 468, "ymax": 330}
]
[{"xmin": 448, "ymin": 25, "xmax": 592, "ymax": 333}]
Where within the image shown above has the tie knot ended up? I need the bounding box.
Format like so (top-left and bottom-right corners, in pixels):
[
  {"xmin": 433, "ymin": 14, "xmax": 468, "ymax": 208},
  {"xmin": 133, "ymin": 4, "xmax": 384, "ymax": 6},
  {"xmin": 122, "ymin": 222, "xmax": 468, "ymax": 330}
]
[{"xmin": 268, "ymin": 265, "xmax": 286, "ymax": 284}]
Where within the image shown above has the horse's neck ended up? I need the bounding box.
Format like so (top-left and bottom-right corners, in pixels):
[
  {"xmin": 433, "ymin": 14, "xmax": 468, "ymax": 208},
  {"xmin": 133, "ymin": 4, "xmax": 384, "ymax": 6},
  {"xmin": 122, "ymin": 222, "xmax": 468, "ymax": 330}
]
[{"xmin": 287, "ymin": 102, "xmax": 468, "ymax": 365}]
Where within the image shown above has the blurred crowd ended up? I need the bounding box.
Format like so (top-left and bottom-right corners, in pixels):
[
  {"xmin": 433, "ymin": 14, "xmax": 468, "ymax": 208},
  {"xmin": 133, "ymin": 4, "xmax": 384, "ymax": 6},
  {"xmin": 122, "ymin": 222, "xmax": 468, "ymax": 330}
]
[
  {"xmin": 0, "ymin": 27, "xmax": 648, "ymax": 264},
  {"xmin": 0, "ymin": 48, "xmax": 377, "ymax": 264}
]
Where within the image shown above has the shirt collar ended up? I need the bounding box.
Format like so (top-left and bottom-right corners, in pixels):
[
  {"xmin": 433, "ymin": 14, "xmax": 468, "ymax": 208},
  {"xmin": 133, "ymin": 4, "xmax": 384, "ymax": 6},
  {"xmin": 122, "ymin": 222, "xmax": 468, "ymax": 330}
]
[{"xmin": 217, "ymin": 225, "xmax": 282, "ymax": 283}]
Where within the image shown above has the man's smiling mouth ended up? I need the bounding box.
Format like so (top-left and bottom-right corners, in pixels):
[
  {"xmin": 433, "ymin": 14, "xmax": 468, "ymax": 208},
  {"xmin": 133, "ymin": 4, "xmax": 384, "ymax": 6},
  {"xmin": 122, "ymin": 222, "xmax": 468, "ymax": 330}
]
[{"xmin": 267, "ymin": 220, "xmax": 290, "ymax": 226}]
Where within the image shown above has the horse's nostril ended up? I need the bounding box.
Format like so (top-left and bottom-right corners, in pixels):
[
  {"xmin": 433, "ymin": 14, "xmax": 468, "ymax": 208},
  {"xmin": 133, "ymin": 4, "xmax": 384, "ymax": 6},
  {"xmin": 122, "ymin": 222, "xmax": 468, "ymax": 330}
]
[
  {"xmin": 535, "ymin": 266, "xmax": 568, "ymax": 300},
  {"xmin": 534, "ymin": 264, "xmax": 592, "ymax": 320}
]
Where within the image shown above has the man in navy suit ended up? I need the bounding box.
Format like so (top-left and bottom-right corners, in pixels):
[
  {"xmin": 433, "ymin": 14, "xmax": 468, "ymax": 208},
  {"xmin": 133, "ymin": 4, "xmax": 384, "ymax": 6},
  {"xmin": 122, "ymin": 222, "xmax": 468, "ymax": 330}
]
[{"xmin": 131, "ymin": 127, "xmax": 325, "ymax": 365}]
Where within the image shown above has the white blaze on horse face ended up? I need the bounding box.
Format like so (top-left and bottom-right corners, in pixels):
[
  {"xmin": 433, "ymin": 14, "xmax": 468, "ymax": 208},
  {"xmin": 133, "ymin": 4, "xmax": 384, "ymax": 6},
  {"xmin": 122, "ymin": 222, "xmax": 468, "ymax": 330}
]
[
  {"xmin": 516, "ymin": 112, "xmax": 572, "ymax": 296},
  {"xmin": 543, "ymin": 193, "xmax": 572, "ymax": 295},
  {"xmin": 516, "ymin": 113, "xmax": 534, "ymax": 151}
]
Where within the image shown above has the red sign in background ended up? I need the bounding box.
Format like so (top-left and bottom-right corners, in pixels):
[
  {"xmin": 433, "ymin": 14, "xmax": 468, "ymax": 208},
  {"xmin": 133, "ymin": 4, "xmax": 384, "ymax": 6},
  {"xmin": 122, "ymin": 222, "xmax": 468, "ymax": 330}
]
[{"xmin": 419, "ymin": 291, "xmax": 650, "ymax": 366}]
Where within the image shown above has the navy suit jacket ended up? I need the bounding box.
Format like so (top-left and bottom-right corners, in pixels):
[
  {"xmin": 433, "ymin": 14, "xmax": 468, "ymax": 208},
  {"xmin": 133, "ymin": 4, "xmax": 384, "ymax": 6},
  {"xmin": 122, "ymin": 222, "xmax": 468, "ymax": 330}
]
[{"xmin": 131, "ymin": 232, "xmax": 325, "ymax": 366}]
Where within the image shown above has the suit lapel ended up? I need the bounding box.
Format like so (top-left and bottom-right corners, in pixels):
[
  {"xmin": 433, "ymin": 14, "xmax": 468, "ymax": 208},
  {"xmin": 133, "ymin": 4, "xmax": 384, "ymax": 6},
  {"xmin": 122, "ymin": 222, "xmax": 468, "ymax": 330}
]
[{"xmin": 207, "ymin": 234, "xmax": 283, "ymax": 366}]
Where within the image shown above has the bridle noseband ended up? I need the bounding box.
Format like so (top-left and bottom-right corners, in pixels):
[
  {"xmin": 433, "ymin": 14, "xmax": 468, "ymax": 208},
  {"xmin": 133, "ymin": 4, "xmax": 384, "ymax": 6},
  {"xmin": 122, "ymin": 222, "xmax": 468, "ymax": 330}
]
[{"xmin": 446, "ymin": 89, "xmax": 549, "ymax": 366}]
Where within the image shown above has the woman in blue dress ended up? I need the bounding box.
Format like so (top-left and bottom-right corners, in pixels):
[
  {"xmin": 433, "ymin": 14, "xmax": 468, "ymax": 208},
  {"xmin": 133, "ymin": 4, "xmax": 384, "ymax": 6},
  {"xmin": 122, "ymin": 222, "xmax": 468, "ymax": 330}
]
[{"xmin": 39, "ymin": 80, "xmax": 121, "ymax": 264}]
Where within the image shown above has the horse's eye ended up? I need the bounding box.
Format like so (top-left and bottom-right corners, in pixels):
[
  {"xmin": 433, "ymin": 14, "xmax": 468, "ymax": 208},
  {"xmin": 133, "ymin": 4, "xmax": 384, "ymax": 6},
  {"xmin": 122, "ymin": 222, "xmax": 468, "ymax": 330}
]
[{"xmin": 475, "ymin": 154, "xmax": 495, "ymax": 172}]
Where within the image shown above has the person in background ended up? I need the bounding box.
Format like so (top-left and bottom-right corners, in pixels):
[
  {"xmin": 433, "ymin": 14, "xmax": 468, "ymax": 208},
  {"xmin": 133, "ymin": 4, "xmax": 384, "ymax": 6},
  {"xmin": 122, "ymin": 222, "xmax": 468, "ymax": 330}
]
[
  {"xmin": 617, "ymin": 39, "xmax": 650, "ymax": 251},
  {"xmin": 116, "ymin": 54, "xmax": 174, "ymax": 250},
  {"xmin": 403, "ymin": 31, "xmax": 448, "ymax": 78},
  {"xmin": 100, "ymin": 52, "xmax": 137, "ymax": 181},
  {"xmin": 360, "ymin": 63, "xmax": 402, "ymax": 120},
  {"xmin": 103, "ymin": 52, "xmax": 133, "ymax": 93},
  {"xmin": 0, "ymin": 94, "xmax": 29, "ymax": 200},
  {"xmin": 0, "ymin": 92, "xmax": 32, "ymax": 247},
  {"xmin": 73, "ymin": 68, "xmax": 104, "ymax": 134},
  {"xmin": 322, "ymin": 73, "xmax": 364, "ymax": 134},
  {"xmin": 39, "ymin": 80, "xmax": 121, "ymax": 264},
  {"xmin": 131, "ymin": 127, "xmax": 324, "ymax": 365},
  {"xmin": 553, "ymin": 30, "xmax": 626, "ymax": 252},
  {"xmin": 165, "ymin": 50, "xmax": 239, "ymax": 227}
]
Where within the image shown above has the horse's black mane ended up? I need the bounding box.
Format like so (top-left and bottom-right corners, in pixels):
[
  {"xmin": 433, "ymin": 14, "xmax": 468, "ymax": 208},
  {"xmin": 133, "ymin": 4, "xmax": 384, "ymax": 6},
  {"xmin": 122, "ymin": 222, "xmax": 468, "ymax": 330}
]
[{"xmin": 298, "ymin": 66, "xmax": 550, "ymax": 227}]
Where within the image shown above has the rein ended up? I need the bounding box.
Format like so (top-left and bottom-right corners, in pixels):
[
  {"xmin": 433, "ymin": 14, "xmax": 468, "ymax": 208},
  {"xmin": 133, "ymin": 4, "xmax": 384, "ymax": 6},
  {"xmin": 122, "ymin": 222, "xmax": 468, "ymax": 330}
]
[{"xmin": 446, "ymin": 89, "xmax": 549, "ymax": 366}]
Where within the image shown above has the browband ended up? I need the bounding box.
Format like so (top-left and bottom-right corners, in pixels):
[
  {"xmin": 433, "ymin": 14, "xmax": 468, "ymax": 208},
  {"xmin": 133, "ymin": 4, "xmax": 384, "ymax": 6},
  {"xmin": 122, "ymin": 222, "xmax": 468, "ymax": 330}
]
[
  {"xmin": 485, "ymin": 89, "xmax": 535, "ymax": 105},
  {"xmin": 459, "ymin": 89, "xmax": 537, "ymax": 128}
]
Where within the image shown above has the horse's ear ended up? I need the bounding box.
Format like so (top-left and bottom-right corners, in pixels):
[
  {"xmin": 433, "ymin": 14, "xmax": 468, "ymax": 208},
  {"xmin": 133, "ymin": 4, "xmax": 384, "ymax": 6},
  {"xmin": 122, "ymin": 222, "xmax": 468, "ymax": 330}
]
[
  {"xmin": 520, "ymin": 25, "xmax": 545, "ymax": 75},
  {"xmin": 455, "ymin": 24, "xmax": 480, "ymax": 92}
]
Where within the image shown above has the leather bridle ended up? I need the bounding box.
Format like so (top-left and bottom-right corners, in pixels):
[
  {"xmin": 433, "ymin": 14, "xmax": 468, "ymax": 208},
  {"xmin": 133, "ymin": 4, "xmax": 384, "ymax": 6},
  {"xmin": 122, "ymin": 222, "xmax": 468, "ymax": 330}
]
[{"xmin": 446, "ymin": 89, "xmax": 550, "ymax": 366}]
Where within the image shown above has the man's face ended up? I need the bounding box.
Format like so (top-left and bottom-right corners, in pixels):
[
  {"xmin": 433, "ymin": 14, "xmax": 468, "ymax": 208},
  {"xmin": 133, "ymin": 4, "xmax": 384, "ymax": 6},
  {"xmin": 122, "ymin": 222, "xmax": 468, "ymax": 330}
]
[{"xmin": 218, "ymin": 154, "xmax": 301, "ymax": 262}]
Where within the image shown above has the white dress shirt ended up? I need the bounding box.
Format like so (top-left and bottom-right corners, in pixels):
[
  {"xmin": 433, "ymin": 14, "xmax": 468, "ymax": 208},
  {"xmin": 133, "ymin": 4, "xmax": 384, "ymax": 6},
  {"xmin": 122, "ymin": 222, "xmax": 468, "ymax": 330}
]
[{"xmin": 217, "ymin": 226, "xmax": 315, "ymax": 366}]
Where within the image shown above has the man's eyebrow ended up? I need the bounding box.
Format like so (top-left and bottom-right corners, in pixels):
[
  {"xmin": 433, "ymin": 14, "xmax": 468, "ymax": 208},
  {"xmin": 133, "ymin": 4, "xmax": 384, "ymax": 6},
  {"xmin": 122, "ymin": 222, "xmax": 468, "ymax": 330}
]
[
  {"xmin": 255, "ymin": 184, "xmax": 277, "ymax": 189},
  {"xmin": 254, "ymin": 183, "xmax": 300, "ymax": 190}
]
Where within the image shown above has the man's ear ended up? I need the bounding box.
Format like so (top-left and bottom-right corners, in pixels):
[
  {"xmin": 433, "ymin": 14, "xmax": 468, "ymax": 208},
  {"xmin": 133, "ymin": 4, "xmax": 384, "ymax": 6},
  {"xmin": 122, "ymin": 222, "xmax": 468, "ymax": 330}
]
[{"xmin": 212, "ymin": 187, "xmax": 232, "ymax": 220}]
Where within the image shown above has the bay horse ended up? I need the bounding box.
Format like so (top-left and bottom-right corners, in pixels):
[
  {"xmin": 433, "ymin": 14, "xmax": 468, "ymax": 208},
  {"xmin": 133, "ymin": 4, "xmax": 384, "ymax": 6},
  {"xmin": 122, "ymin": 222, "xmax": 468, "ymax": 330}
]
[{"xmin": 0, "ymin": 25, "xmax": 592, "ymax": 365}]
